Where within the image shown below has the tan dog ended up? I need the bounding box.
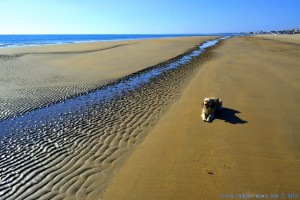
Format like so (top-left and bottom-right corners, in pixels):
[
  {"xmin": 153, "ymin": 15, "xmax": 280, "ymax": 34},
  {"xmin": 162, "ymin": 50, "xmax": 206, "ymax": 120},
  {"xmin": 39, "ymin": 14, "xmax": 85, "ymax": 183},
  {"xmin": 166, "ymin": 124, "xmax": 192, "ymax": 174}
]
[{"xmin": 201, "ymin": 97, "xmax": 223, "ymax": 122}]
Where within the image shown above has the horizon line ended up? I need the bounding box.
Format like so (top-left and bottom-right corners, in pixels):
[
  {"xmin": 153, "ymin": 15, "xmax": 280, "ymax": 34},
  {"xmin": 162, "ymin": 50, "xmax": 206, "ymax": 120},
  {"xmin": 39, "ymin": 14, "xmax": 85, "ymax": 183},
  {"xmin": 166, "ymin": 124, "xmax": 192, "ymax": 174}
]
[{"xmin": 0, "ymin": 32, "xmax": 242, "ymax": 35}]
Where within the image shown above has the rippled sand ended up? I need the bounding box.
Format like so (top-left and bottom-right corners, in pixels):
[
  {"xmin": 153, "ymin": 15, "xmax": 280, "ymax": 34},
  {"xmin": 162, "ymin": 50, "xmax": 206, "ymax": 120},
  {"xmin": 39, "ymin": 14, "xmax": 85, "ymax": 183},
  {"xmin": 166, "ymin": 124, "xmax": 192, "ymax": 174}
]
[{"xmin": 0, "ymin": 37, "xmax": 218, "ymax": 199}]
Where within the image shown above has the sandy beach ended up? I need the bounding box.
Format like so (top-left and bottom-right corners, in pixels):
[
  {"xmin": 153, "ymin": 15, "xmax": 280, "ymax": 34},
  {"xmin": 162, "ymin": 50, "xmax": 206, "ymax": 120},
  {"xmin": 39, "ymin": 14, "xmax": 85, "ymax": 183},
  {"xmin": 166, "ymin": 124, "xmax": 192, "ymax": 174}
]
[
  {"xmin": 0, "ymin": 36, "xmax": 217, "ymax": 121},
  {"xmin": 1, "ymin": 35, "xmax": 299, "ymax": 200},
  {"xmin": 101, "ymin": 36, "xmax": 300, "ymax": 199}
]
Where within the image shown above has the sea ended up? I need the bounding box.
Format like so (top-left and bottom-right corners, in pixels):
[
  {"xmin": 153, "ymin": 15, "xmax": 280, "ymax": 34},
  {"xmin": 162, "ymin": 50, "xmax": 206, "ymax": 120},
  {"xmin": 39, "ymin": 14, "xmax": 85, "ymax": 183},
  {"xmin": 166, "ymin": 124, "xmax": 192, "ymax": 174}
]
[{"xmin": 0, "ymin": 33, "xmax": 241, "ymax": 48}]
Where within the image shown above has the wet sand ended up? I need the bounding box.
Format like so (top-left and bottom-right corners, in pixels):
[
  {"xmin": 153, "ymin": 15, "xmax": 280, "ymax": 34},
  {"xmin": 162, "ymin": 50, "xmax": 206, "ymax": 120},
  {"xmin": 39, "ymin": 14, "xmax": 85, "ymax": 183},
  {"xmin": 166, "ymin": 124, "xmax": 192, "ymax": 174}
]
[
  {"xmin": 0, "ymin": 36, "xmax": 218, "ymax": 200},
  {"xmin": 102, "ymin": 36, "xmax": 300, "ymax": 199},
  {"xmin": 0, "ymin": 36, "xmax": 217, "ymax": 121}
]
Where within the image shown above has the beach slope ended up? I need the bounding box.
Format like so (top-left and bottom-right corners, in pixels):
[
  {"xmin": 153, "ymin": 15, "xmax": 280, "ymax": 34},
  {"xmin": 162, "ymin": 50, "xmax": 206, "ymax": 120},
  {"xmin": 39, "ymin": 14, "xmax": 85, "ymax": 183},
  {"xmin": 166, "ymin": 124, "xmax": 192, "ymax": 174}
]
[{"xmin": 102, "ymin": 36, "xmax": 300, "ymax": 199}]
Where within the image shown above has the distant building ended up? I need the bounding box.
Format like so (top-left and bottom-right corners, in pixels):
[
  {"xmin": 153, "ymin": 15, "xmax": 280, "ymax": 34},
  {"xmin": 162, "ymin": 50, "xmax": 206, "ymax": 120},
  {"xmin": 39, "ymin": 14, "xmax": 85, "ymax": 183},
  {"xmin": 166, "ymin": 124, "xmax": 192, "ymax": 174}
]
[{"xmin": 242, "ymin": 28, "xmax": 300, "ymax": 35}]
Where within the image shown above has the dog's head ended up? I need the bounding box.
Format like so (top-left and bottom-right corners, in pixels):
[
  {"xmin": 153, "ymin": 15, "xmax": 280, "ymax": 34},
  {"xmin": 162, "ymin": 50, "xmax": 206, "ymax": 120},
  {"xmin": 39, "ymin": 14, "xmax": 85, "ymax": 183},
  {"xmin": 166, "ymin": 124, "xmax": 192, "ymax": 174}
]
[{"xmin": 203, "ymin": 98, "xmax": 215, "ymax": 109}]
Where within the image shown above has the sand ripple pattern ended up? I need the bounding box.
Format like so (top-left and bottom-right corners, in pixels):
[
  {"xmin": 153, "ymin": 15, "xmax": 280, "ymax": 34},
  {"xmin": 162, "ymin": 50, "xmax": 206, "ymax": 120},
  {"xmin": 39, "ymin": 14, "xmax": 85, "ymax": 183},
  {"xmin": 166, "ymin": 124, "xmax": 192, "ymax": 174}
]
[
  {"xmin": 0, "ymin": 81, "xmax": 115, "ymax": 122},
  {"xmin": 0, "ymin": 39, "xmax": 220, "ymax": 200}
]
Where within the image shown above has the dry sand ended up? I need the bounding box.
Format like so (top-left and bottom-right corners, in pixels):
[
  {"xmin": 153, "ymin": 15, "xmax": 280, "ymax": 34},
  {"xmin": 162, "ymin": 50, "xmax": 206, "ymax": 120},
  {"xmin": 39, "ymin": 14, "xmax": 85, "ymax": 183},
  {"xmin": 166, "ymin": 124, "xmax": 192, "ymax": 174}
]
[
  {"xmin": 0, "ymin": 36, "xmax": 217, "ymax": 120},
  {"xmin": 102, "ymin": 36, "xmax": 300, "ymax": 199}
]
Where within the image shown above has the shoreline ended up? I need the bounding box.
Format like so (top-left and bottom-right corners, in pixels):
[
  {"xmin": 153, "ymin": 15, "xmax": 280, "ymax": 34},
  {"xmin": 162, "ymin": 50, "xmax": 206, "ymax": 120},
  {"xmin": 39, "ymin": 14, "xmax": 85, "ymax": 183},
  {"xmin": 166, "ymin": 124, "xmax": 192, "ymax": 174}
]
[{"xmin": 0, "ymin": 34, "xmax": 220, "ymax": 49}]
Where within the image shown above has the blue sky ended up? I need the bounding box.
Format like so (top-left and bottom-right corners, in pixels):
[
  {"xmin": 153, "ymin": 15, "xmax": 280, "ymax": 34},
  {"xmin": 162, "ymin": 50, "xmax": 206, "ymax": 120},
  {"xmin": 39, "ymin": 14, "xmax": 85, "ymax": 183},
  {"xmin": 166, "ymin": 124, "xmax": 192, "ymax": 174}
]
[{"xmin": 0, "ymin": 0, "xmax": 299, "ymax": 34}]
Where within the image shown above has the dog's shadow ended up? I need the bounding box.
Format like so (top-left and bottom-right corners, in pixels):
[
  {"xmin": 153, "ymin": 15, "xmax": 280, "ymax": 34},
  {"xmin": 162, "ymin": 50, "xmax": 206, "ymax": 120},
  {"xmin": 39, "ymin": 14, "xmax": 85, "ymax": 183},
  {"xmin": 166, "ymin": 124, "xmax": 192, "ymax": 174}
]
[{"xmin": 215, "ymin": 107, "xmax": 248, "ymax": 124}]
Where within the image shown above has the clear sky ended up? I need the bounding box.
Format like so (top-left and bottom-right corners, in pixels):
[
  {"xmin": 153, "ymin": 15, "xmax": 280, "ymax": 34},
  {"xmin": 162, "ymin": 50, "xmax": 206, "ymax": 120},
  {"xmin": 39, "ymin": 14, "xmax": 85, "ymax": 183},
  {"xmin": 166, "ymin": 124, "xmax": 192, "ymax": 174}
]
[{"xmin": 0, "ymin": 0, "xmax": 299, "ymax": 34}]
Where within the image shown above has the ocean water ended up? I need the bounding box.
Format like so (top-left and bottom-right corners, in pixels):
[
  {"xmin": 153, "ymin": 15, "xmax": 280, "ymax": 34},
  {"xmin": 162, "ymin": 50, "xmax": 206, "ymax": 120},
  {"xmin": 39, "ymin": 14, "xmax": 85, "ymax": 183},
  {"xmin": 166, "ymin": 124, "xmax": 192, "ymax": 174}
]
[
  {"xmin": 0, "ymin": 34, "xmax": 239, "ymax": 48},
  {"xmin": 0, "ymin": 34, "xmax": 201, "ymax": 48}
]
